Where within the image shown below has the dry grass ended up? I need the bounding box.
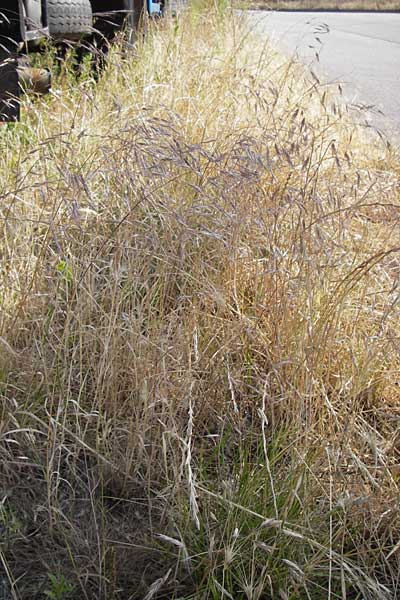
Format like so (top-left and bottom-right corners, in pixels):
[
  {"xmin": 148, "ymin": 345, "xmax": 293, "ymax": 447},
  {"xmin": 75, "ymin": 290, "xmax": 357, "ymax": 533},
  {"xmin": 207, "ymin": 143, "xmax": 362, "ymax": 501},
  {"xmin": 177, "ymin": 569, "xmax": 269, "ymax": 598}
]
[
  {"xmin": 241, "ymin": 0, "xmax": 400, "ymax": 11},
  {"xmin": 0, "ymin": 4, "xmax": 400, "ymax": 599}
]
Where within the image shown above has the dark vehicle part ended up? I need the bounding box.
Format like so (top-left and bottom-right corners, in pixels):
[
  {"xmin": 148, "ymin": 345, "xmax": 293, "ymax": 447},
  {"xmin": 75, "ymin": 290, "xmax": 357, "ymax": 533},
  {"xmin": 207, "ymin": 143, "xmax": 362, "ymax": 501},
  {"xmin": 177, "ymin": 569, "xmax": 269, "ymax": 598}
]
[
  {"xmin": 91, "ymin": 0, "xmax": 143, "ymax": 44},
  {"xmin": 1, "ymin": 0, "xmax": 49, "ymax": 45},
  {"xmin": 0, "ymin": 0, "xmax": 154, "ymax": 122},
  {"xmin": 23, "ymin": 0, "xmax": 48, "ymax": 42},
  {"xmin": 47, "ymin": 0, "xmax": 92, "ymax": 39},
  {"xmin": 1, "ymin": 0, "xmax": 50, "ymax": 120},
  {"xmin": 0, "ymin": 49, "xmax": 20, "ymax": 121}
]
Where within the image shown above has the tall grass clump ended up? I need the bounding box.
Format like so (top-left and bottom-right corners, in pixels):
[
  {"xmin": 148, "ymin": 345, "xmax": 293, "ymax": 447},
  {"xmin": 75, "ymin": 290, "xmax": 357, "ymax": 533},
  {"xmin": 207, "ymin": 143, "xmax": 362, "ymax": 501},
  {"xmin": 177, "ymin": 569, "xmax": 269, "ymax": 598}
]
[{"xmin": 0, "ymin": 4, "xmax": 399, "ymax": 599}]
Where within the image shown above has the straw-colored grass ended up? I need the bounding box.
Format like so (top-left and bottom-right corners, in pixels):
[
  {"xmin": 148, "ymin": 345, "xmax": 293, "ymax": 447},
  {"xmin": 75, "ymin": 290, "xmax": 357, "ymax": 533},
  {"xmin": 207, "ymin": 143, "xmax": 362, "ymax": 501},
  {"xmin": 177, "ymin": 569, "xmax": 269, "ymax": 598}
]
[{"xmin": 0, "ymin": 4, "xmax": 400, "ymax": 599}]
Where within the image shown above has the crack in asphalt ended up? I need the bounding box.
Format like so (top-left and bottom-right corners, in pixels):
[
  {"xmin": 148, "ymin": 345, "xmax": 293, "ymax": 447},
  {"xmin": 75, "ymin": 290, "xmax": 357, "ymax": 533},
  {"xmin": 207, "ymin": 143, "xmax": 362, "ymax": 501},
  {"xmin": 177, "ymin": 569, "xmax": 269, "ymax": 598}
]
[{"xmin": 325, "ymin": 26, "xmax": 400, "ymax": 45}]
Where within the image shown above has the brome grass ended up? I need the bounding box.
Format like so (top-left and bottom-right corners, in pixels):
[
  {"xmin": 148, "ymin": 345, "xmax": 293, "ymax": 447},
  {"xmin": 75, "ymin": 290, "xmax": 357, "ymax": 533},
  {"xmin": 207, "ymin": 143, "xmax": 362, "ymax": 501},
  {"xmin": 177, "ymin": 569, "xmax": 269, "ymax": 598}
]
[{"xmin": 0, "ymin": 4, "xmax": 399, "ymax": 599}]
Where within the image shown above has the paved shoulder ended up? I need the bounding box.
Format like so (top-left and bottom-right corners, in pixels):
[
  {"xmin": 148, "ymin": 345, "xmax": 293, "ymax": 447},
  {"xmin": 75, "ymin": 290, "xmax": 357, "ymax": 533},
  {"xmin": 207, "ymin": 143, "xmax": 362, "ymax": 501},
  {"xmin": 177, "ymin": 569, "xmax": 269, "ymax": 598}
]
[{"xmin": 246, "ymin": 10, "xmax": 400, "ymax": 140}]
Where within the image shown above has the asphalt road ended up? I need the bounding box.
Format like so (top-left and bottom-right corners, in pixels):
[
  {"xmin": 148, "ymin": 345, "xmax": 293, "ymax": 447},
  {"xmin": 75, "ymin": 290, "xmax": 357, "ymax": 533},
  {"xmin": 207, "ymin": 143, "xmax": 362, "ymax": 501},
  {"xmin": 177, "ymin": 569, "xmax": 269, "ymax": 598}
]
[{"xmin": 245, "ymin": 11, "xmax": 400, "ymax": 140}]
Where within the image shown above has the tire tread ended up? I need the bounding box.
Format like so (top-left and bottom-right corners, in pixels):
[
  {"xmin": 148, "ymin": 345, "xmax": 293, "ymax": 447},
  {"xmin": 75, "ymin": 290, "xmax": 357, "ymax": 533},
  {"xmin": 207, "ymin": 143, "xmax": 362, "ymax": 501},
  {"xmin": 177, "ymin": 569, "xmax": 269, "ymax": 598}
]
[{"xmin": 47, "ymin": 0, "xmax": 92, "ymax": 38}]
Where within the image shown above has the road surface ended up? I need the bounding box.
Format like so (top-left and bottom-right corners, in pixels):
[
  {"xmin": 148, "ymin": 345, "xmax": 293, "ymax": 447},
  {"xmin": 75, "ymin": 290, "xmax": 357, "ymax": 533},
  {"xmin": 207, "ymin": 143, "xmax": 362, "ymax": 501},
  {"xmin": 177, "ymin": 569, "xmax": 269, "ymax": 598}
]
[{"xmin": 245, "ymin": 11, "xmax": 400, "ymax": 140}]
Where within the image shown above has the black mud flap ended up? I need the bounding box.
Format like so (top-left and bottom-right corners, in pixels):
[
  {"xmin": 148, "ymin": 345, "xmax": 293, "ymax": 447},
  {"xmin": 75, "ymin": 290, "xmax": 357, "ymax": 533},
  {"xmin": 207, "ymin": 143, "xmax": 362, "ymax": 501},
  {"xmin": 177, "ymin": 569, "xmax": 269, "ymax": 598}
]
[{"xmin": 0, "ymin": 49, "xmax": 20, "ymax": 121}]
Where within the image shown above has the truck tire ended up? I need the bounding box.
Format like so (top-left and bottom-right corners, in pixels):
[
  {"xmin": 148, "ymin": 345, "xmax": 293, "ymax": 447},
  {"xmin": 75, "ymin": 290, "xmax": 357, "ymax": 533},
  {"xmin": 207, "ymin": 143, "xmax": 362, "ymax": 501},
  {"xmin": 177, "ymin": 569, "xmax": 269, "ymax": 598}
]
[{"xmin": 47, "ymin": 0, "xmax": 93, "ymax": 40}]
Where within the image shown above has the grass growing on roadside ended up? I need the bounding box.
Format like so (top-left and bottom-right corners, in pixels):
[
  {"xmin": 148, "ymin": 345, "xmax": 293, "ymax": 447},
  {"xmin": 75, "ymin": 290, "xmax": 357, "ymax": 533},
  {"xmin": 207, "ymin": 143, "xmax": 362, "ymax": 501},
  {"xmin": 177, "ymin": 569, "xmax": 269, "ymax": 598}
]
[{"xmin": 0, "ymin": 4, "xmax": 400, "ymax": 599}]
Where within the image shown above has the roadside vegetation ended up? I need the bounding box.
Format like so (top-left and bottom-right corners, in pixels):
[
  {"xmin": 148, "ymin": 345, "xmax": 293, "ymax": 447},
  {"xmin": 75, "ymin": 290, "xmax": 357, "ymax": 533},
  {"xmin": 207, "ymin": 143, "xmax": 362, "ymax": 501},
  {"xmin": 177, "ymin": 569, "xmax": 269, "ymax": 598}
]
[
  {"xmin": 1, "ymin": 3, "xmax": 400, "ymax": 598},
  {"xmin": 241, "ymin": 0, "xmax": 400, "ymax": 11}
]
